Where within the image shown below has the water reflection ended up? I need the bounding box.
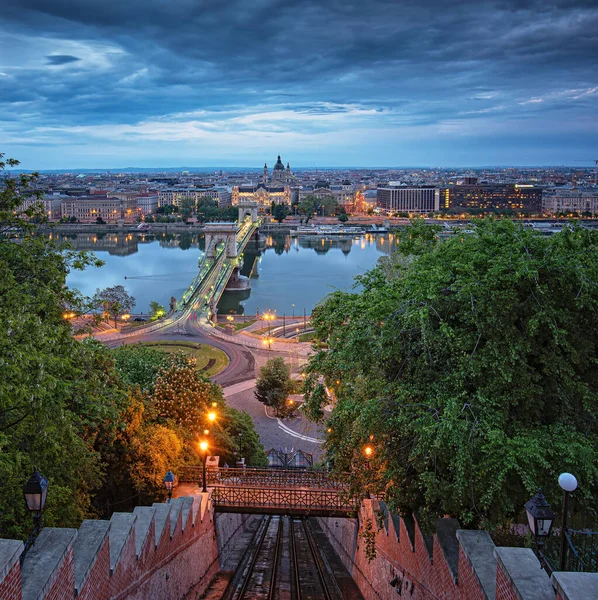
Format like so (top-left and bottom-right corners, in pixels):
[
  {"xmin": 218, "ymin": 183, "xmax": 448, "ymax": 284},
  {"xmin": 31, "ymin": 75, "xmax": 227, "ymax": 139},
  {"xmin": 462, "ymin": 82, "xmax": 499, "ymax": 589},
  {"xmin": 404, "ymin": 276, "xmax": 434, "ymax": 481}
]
[{"xmin": 59, "ymin": 231, "xmax": 395, "ymax": 313}]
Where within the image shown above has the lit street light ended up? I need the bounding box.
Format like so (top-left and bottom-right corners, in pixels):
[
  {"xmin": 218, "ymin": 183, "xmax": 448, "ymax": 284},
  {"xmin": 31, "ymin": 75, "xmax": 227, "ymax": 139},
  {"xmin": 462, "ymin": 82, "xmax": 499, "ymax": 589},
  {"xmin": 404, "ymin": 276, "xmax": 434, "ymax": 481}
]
[{"xmin": 199, "ymin": 440, "xmax": 209, "ymax": 493}]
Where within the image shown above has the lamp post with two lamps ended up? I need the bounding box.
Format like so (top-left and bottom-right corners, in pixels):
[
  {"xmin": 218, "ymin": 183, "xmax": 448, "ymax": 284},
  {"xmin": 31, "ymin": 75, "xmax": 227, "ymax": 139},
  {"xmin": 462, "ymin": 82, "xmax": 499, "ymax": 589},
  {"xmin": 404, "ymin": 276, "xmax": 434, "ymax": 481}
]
[{"xmin": 524, "ymin": 472, "xmax": 578, "ymax": 574}]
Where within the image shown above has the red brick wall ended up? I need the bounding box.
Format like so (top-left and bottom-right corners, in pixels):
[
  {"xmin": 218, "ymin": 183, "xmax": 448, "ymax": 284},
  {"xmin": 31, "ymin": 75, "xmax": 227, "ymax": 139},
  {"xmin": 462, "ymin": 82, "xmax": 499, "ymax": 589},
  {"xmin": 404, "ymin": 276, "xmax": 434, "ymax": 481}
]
[
  {"xmin": 318, "ymin": 500, "xmax": 490, "ymax": 600},
  {"xmin": 495, "ymin": 561, "xmax": 519, "ymax": 600},
  {"xmin": 78, "ymin": 533, "xmax": 111, "ymax": 600},
  {"xmin": 0, "ymin": 561, "xmax": 22, "ymax": 600},
  {"xmin": 44, "ymin": 548, "xmax": 74, "ymax": 600}
]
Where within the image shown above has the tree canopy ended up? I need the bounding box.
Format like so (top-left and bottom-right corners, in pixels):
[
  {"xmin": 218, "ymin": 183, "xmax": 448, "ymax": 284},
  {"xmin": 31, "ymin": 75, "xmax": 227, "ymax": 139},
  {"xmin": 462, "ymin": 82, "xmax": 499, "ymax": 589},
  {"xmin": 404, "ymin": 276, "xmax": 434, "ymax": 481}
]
[
  {"xmin": 255, "ymin": 357, "xmax": 296, "ymax": 418},
  {"xmin": 303, "ymin": 219, "xmax": 598, "ymax": 528}
]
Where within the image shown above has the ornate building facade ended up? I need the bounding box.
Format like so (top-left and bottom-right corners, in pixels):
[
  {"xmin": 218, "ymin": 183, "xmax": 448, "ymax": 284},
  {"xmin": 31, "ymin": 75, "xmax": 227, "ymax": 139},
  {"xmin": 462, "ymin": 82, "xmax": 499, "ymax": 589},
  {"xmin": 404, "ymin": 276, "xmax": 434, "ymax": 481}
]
[{"xmin": 232, "ymin": 156, "xmax": 292, "ymax": 211}]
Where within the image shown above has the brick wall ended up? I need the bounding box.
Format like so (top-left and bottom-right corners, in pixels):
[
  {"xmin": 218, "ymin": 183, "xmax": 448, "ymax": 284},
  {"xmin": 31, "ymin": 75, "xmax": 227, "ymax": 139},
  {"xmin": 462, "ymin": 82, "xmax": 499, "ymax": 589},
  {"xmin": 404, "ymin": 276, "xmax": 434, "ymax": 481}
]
[
  {"xmin": 1, "ymin": 495, "xmax": 595, "ymax": 600},
  {"xmin": 44, "ymin": 548, "xmax": 74, "ymax": 600},
  {"xmin": 318, "ymin": 499, "xmax": 555, "ymax": 600},
  {"xmin": 0, "ymin": 560, "xmax": 21, "ymax": 600},
  {"xmin": 0, "ymin": 493, "xmax": 229, "ymax": 600},
  {"xmin": 495, "ymin": 562, "xmax": 519, "ymax": 600}
]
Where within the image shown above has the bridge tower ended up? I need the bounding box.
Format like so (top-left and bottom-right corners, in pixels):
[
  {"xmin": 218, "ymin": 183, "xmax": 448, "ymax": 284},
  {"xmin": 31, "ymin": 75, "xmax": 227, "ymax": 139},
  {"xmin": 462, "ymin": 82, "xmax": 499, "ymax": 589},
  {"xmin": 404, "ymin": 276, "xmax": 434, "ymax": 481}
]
[
  {"xmin": 238, "ymin": 201, "xmax": 259, "ymax": 223},
  {"xmin": 203, "ymin": 222, "xmax": 238, "ymax": 259}
]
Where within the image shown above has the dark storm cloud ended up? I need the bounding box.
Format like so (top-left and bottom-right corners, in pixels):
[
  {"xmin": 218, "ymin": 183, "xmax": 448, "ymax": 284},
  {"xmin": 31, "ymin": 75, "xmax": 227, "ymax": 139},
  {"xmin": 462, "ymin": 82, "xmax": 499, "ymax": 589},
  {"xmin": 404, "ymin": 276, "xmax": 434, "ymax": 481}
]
[
  {"xmin": 0, "ymin": 0, "xmax": 597, "ymax": 166},
  {"xmin": 46, "ymin": 54, "xmax": 80, "ymax": 65}
]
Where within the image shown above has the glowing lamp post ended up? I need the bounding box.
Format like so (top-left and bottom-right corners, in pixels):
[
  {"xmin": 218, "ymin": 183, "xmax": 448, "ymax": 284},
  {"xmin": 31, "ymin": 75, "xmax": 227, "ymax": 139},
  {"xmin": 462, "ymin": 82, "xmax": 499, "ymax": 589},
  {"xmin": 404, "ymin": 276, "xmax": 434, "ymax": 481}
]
[{"xmin": 199, "ymin": 440, "xmax": 209, "ymax": 493}]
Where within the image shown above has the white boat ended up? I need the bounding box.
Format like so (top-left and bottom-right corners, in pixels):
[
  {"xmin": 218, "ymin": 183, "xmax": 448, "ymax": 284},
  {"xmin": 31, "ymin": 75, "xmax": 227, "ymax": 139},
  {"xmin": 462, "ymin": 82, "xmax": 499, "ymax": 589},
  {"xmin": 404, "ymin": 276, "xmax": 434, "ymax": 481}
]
[{"xmin": 291, "ymin": 225, "xmax": 365, "ymax": 236}]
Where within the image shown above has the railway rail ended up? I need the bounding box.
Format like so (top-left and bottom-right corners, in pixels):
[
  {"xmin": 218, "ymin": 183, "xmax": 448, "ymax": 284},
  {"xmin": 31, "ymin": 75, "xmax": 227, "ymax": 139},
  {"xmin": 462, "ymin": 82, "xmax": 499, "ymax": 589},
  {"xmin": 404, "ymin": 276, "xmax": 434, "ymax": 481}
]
[{"xmin": 222, "ymin": 516, "xmax": 343, "ymax": 600}]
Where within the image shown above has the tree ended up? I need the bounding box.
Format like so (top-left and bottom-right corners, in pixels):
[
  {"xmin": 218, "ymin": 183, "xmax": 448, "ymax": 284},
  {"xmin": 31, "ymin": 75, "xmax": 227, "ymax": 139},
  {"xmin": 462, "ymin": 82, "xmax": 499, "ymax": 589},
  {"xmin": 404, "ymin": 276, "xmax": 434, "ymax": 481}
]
[
  {"xmin": 254, "ymin": 357, "xmax": 295, "ymax": 417},
  {"xmin": 338, "ymin": 212, "xmax": 349, "ymax": 223},
  {"xmin": 272, "ymin": 203, "xmax": 290, "ymax": 223},
  {"xmin": 153, "ymin": 362, "xmax": 224, "ymax": 434},
  {"xmin": 96, "ymin": 216, "xmax": 106, "ymax": 224},
  {"xmin": 303, "ymin": 219, "xmax": 598, "ymax": 529},
  {"xmin": 149, "ymin": 301, "xmax": 166, "ymax": 321},
  {"xmin": 94, "ymin": 285, "xmax": 136, "ymax": 328},
  {"xmin": 0, "ymin": 154, "xmax": 128, "ymax": 538},
  {"xmin": 180, "ymin": 197, "xmax": 196, "ymax": 222}
]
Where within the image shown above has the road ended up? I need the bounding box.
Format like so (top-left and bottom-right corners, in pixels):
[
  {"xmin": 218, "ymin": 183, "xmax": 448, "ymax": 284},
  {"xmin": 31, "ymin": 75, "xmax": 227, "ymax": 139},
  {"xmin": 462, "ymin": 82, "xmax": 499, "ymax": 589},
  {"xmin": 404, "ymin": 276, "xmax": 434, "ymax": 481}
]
[{"xmin": 105, "ymin": 319, "xmax": 325, "ymax": 459}]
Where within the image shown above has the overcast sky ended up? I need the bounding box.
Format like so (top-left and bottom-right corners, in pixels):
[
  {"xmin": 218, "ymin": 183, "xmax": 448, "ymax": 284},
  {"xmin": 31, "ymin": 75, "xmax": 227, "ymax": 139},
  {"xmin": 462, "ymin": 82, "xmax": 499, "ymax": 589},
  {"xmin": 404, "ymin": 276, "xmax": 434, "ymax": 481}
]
[{"xmin": 1, "ymin": 0, "xmax": 597, "ymax": 169}]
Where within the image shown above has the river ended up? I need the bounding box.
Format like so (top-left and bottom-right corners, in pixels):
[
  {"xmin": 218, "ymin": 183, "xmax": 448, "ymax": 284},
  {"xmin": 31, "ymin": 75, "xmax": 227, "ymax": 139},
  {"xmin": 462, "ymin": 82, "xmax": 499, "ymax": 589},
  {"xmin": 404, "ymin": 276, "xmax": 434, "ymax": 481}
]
[{"xmin": 59, "ymin": 230, "xmax": 396, "ymax": 315}]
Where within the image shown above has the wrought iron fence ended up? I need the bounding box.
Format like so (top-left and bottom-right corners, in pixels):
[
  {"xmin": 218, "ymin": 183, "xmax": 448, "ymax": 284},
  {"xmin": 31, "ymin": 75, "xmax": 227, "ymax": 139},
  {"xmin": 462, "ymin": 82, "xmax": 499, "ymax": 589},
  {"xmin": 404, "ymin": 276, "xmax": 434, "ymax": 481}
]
[
  {"xmin": 210, "ymin": 485, "xmax": 358, "ymax": 516},
  {"xmin": 544, "ymin": 529, "xmax": 598, "ymax": 573},
  {"xmin": 177, "ymin": 466, "xmax": 349, "ymax": 489}
]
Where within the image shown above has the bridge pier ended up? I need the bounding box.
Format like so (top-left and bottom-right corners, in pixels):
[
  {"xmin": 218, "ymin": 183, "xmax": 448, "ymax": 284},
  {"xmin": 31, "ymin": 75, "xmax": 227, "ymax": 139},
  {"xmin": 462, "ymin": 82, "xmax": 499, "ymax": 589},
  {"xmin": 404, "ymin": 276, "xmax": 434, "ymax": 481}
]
[
  {"xmin": 238, "ymin": 201, "xmax": 259, "ymax": 223},
  {"xmin": 203, "ymin": 222, "xmax": 238, "ymax": 258}
]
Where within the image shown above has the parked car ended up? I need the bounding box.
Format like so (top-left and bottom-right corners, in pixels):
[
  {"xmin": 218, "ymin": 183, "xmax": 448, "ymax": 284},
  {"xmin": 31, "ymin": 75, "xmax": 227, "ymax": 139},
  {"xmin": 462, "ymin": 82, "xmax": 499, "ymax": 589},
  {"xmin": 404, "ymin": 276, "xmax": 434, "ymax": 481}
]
[{"xmin": 134, "ymin": 316, "xmax": 147, "ymax": 322}]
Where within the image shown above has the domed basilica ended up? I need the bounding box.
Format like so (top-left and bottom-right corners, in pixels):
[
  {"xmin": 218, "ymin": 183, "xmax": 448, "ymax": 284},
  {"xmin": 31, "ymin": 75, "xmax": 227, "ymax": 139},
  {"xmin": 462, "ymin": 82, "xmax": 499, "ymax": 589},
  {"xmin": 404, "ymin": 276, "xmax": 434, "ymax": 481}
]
[{"xmin": 232, "ymin": 155, "xmax": 293, "ymax": 211}]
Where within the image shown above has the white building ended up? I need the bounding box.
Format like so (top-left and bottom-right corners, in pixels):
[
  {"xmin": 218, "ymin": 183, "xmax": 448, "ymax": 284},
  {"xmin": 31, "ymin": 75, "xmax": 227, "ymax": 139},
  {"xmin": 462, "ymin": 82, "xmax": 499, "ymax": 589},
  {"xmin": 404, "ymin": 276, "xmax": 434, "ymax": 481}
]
[
  {"xmin": 136, "ymin": 194, "xmax": 159, "ymax": 216},
  {"xmin": 542, "ymin": 190, "xmax": 598, "ymax": 215},
  {"xmin": 19, "ymin": 195, "xmax": 65, "ymax": 221}
]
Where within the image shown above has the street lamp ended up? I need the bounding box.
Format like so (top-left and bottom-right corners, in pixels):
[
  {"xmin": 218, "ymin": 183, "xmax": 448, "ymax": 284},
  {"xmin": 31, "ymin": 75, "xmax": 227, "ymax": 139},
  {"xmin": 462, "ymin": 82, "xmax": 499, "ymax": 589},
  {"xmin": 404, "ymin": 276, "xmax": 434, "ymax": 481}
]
[
  {"xmin": 207, "ymin": 411, "xmax": 217, "ymax": 423},
  {"xmin": 525, "ymin": 489, "xmax": 555, "ymax": 572},
  {"xmin": 163, "ymin": 470, "xmax": 175, "ymax": 503},
  {"xmin": 558, "ymin": 472, "xmax": 578, "ymax": 571},
  {"xmin": 21, "ymin": 467, "xmax": 49, "ymax": 564},
  {"xmin": 263, "ymin": 337, "xmax": 273, "ymax": 350},
  {"xmin": 199, "ymin": 440, "xmax": 209, "ymax": 493}
]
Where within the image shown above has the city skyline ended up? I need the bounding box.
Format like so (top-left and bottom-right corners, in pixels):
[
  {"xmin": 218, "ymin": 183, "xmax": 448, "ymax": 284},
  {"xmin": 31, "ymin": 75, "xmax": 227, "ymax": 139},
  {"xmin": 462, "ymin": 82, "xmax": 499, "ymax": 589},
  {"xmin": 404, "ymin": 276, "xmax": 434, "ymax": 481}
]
[{"xmin": 1, "ymin": 0, "xmax": 597, "ymax": 169}]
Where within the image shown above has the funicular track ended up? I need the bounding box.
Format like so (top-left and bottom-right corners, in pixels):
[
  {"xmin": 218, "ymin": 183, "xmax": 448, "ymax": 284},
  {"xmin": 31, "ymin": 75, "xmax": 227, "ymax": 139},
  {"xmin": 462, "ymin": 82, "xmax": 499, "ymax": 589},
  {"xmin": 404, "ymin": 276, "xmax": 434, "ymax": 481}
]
[{"xmin": 222, "ymin": 516, "xmax": 342, "ymax": 600}]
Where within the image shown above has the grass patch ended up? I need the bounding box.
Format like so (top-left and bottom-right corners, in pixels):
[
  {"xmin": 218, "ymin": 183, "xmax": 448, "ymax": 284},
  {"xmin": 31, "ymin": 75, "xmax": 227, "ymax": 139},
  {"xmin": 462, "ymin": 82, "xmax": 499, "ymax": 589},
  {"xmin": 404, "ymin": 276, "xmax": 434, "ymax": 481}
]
[
  {"xmin": 217, "ymin": 319, "xmax": 256, "ymax": 332},
  {"xmin": 299, "ymin": 332, "xmax": 317, "ymax": 342},
  {"xmin": 233, "ymin": 319, "xmax": 256, "ymax": 331},
  {"xmin": 139, "ymin": 341, "xmax": 228, "ymax": 377}
]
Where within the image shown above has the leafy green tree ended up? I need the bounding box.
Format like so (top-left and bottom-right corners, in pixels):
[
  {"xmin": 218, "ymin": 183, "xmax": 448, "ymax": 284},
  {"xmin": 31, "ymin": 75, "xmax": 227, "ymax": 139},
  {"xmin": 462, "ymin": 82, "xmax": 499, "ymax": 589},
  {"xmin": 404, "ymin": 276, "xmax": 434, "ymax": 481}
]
[
  {"xmin": 272, "ymin": 203, "xmax": 290, "ymax": 223},
  {"xmin": 157, "ymin": 204, "xmax": 178, "ymax": 215},
  {"xmin": 93, "ymin": 285, "xmax": 136, "ymax": 328},
  {"xmin": 180, "ymin": 197, "xmax": 196, "ymax": 221},
  {"xmin": 0, "ymin": 154, "xmax": 128, "ymax": 538},
  {"xmin": 112, "ymin": 344, "xmax": 176, "ymax": 391},
  {"xmin": 149, "ymin": 301, "xmax": 166, "ymax": 320},
  {"xmin": 338, "ymin": 212, "xmax": 349, "ymax": 223},
  {"xmin": 153, "ymin": 362, "xmax": 224, "ymax": 434},
  {"xmin": 255, "ymin": 357, "xmax": 295, "ymax": 417},
  {"xmin": 304, "ymin": 219, "xmax": 598, "ymax": 529}
]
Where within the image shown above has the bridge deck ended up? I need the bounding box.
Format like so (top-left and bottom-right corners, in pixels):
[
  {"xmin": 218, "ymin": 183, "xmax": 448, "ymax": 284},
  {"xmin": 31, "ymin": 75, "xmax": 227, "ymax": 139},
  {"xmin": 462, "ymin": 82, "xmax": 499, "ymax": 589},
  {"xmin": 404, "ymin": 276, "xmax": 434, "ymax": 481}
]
[
  {"xmin": 177, "ymin": 217, "xmax": 260, "ymax": 314},
  {"xmin": 178, "ymin": 467, "xmax": 358, "ymax": 517}
]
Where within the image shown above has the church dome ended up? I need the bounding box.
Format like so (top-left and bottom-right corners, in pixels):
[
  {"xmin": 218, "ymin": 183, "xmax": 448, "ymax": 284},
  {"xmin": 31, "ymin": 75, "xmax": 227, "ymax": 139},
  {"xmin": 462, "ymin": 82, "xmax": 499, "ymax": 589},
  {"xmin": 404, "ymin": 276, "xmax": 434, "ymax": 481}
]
[{"xmin": 273, "ymin": 155, "xmax": 285, "ymax": 170}]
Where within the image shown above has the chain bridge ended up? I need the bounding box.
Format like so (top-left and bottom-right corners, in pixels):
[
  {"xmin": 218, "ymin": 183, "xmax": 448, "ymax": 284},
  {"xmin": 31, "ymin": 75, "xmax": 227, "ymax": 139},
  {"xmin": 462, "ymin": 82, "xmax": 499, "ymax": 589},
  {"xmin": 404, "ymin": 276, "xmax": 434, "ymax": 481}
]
[
  {"xmin": 175, "ymin": 202, "xmax": 260, "ymax": 322},
  {"xmin": 178, "ymin": 467, "xmax": 359, "ymax": 518}
]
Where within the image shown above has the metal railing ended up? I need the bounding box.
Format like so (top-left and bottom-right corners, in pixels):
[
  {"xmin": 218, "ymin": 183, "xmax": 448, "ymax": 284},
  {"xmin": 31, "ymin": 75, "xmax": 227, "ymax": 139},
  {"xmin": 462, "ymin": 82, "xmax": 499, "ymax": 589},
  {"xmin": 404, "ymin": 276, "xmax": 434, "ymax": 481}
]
[
  {"xmin": 210, "ymin": 486, "xmax": 358, "ymax": 516},
  {"xmin": 544, "ymin": 529, "xmax": 598, "ymax": 573},
  {"xmin": 177, "ymin": 466, "xmax": 349, "ymax": 489}
]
